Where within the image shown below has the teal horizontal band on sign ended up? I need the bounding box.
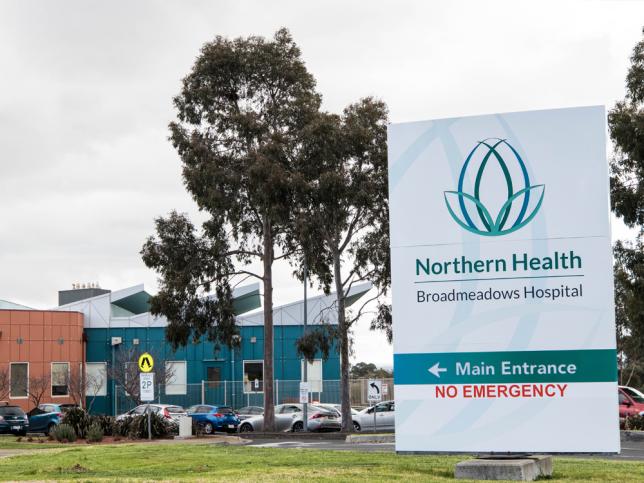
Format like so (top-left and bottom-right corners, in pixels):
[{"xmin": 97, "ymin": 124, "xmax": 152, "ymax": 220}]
[{"xmin": 394, "ymin": 349, "xmax": 617, "ymax": 385}]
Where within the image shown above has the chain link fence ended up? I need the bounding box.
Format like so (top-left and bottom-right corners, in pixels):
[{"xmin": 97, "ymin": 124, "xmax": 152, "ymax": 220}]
[{"xmin": 112, "ymin": 378, "xmax": 394, "ymax": 415}]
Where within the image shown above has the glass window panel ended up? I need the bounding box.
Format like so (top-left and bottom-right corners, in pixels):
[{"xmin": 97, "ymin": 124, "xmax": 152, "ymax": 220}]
[
  {"xmin": 52, "ymin": 363, "xmax": 69, "ymax": 396},
  {"xmin": 243, "ymin": 361, "xmax": 263, "ymax": 393},
  {"xmin": 10, "ymin": 363, "xmax": 28, "ymax": 398},
  {"xmin": 86, "ymin": 363, "xmax": 107, "ymax": 396},
  {"xmin": 165, "ymin": 361, "xmax": 187, "ymax": 395}
]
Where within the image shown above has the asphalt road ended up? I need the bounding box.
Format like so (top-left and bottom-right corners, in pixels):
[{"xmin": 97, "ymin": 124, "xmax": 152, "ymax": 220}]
[{"xmin": 245, "ymin": 438, "xmax": 644, "ymax": 461}]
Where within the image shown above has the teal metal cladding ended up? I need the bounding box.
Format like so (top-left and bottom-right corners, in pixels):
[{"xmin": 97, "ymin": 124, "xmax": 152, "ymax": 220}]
[{"xmin": 85, "ymin": 325, "xmax": 340, "ymax": 414}]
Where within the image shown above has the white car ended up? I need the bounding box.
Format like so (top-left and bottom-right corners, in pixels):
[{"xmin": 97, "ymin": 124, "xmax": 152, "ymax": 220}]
[
  {"xmin": 352, "ymin": 400, "xmax": 395, "ymax": 432},
  {"xmin": 116, "ymin": 404, "xmax": 187, "ymax": 424},
  {"xmin": 238, "ymin": 403, "xmax": 339, "ymax": 432}
]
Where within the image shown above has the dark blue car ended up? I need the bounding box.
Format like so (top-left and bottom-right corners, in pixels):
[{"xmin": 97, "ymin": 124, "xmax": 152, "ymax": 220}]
[
  {"xmin": 187, "ymin": 405, "xmax": 240, "ymax": 434},
  {"xmin": 0, "ymin": 405, "xmax": 29, "ymax": 435},
  {"xmin": 27, "ymin": 403, "xmax": 63, "ymax": 434}
]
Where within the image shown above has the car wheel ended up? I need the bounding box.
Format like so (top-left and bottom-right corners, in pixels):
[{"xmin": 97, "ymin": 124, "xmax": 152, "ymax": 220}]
[
  {"xmin": 46, "ymin": 423, "xmax": 56, "ymax": 436},
  {"xmin": 353, "ymin": 421, "xmax": 361, "ymax": 432},
  {"xmin": 204, "ymin": 422, "xmax": 214, "ymax": 435},
  {"xmin": 239, "ymin": 423, "xmax": 253, "ymax": 433},
  {"xmin": 292, "ymin": 421, "xmax": 304, "ymax": 432}
]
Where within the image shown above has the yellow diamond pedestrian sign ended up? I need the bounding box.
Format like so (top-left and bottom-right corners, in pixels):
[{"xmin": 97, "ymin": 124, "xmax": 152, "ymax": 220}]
[{"xmin": 138, "ymin": 353, "xmax": 154, "ymax": 373}]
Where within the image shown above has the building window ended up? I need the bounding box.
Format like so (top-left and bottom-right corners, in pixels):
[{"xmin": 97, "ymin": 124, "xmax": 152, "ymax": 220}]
[
  {"xmin": 10, "ymin": 363, "xmax": 28, "ymax": 398},
  {"xmin": 165, "ymin": 361, "xmax": 187, "ymax": 395},
  {"xmin": 51, "ymin": 362, "xmax": 69, "ymax": 396},
  {"xmin": 85, "ymin": 362, "xmax": 107, "ymax": 396},
  {"xmin": 301, "ymin": 359, "xmax": 323, "ymax": 393},
  {"xmin": 243, "ymin": 360, "xmax": 263, "ymax": 393}
]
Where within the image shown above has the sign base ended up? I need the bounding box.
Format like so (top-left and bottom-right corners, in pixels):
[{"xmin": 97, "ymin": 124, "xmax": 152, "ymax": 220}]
[{"xmin": 455, "ymin": 455, "xmax": 552, "ymax": 481}]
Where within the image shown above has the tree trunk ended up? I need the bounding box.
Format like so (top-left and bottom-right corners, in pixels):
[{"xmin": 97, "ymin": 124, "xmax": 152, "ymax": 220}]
[
  {"xmin": 333, "ymin": 247, "xmax": 352, "ymax": 432},
  {"xmin": 262, "ymin": 218, "xmax": 275, "ymax": 431}
]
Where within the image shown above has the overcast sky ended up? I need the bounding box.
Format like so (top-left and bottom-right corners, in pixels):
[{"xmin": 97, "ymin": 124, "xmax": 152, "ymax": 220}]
[{"xmin": 0, "ymin": 0, "xmax": 642, "ymax": 368}]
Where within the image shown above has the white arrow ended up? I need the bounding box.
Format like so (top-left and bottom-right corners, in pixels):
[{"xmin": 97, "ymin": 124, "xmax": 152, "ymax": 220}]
[{"xmin": 428, "ymin": 362, "xmax": 447, "ymax": 378}]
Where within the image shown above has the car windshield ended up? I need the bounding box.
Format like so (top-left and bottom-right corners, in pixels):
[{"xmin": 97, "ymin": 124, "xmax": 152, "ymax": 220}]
[
  {"xmin": 217, "ymin": 407, "xmax": 233, "ymax": 414},
  {"xmin": 0, "ymin": 406, "xmax": 26, "ymax": 417},
  {"xmin": 186, "ymin": 406, "xmax": 199, "ymax": 413},
  {"xmin": 623, "ymin": 387, "xmax": 644, "ymax": 404},
  {"xmin": 166, "ymin": 406, "xmax": 184, "ymax": 413}
]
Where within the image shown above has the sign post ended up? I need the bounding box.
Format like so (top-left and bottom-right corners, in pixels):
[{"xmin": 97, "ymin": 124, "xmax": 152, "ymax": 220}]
[
  {"xmin": 388, "ymin": 106, "xmax": 619, "ymax": 453},
  {"xmin": 367, "ymin": 379, "xmax": 382, "ymax": 433},
  {"xmin": 299, "ymin": 382, "xmax": 309, "ymax": 404},
  {"xmin": 138, "ymin": 352, "xmax": 155, "ymax": 441}
]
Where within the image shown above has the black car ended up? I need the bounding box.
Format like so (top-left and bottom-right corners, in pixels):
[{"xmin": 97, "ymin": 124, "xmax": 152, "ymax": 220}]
[{"xmin": 0, "ymin": 405, "xmax": 29, "ymax": 435}]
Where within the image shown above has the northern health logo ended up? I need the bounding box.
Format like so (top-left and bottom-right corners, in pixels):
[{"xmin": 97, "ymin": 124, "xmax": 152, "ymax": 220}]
[{"xmin": 444, "ymin": 138, "xmax": 545, "ymax": 236}]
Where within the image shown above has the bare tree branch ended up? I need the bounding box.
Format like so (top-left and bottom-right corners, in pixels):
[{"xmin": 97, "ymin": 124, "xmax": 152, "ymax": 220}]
[
  {"xmin": 347, "ymin": 294, "xmax": 380, "ymax": 326},
  {"xmin": 27, "ymin": 373, "xmax": 51, "ymax": 409},
  {"xmin": 107, "ymin": 348, "xmax": 175, "ymax": 406},
  {"xmin": 64, "ymin": 366, "xmax": 85, "ymax": 408},
  {"xmin": 0, "ymin": 366, "xmax": 10, "ymax": 401}
]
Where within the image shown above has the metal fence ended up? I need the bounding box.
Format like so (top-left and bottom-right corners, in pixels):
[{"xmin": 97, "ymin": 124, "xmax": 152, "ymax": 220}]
[{"xmin": 113, "ymin": 378, "xmax": 394, "ymax": 415}]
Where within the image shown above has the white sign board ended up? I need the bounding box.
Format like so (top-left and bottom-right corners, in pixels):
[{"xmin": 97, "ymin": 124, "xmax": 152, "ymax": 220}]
[
  {"xmin": 389, "ymin": 106, "xmax": 619, "ymax": 453},
  {"xmin": 140, "ymin": 373, "xmax": 155, "ymax": 402},
  {"xmin": 368, "ymin": 379, "xmax": 382, "ymax": 403},
  {"xmin": 299, "ymin": 382, "xmax": 310, "ymax": 404}
]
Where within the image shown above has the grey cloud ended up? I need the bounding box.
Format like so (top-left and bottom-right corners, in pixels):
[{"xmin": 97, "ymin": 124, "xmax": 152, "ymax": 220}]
[{"xmin": 1, "ymin": 0, "xmax": 643, "ymax": 366}]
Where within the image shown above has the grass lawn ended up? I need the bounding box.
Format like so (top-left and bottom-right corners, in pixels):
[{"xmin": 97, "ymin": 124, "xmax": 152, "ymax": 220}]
[
  {"xmin": 0, "ymin": 435, "xmax": 65, "ymax": 450},
  {"xmin": 0, "ymin": 439, "xmax": 643, "ymax": 482}
]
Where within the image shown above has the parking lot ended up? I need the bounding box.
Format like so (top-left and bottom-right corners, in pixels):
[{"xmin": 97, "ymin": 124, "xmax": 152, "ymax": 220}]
[{"xmin": 243, "ymin": 435, "xmax": 644, "ymax": 461}]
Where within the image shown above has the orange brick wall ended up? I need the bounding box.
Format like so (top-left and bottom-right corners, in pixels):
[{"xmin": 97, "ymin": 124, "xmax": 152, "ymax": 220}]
[{"xmin": 0, "ymin": 309, "xmax": 84, "ymax": 411}]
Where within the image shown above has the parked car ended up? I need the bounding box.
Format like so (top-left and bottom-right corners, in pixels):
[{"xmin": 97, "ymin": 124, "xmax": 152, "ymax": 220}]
[
  {"xmin": 187, "ymin": 405, "xmax": 240, "ymax": 434},
  {"xmin": 116, "ymin": 404, "xmax": 187, "ymax": 424},
  {"xmin": 352, "ymin": 400, "xmax": 395, "ymax": 432},
  {"xmin": 306, "ymin": 406, "xmax": 341, "ymax": 432},
  {"xmin": 236, "ymin": 405, "xmax": 263, "ymax": 421},
  {"xmin": 238, "ymin": 403, "xmax": 340, "ymax": 433},
  {"xmin": 27, "ymin": 404, "xmax": 64, "ymax": 434},
  {"xmin": 317, "ymin": 404, "xmax": 359, "ymax": 417},
  {"xmin": 0, "ymin": 405, "xmax": 29, "ymax": 436},
  {"xmin": 619, "ymin": 386, "xmax": 644, "ymax": 420}
]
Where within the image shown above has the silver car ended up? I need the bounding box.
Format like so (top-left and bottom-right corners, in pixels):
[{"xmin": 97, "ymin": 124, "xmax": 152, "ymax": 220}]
[
  {"xmin": 236, "ymin": 405, "xmax": 264, "ymax": 421},
  {"xmin": 116, "ymin": 404, "xmax": 187, "ymax": 424},
  {"xmin": 238, "ymin": 403, "xmax": 339, "ymax": 432},
  {"xmin": 317, "ymin": 403, "xmax": 359, "ymax": 418},
  {"xmin": 352, "ymin": 400, "xmax": 395, "ymax": 432}
]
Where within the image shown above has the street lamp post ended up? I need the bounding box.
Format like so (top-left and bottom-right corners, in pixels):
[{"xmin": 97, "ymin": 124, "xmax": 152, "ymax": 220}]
[{"xmin": 302, "ymin": 259, "xmax": 308, "ymax": 431}]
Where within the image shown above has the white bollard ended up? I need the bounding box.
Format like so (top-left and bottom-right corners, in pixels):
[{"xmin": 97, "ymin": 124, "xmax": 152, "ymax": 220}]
[{"xmin": 179, "ymin": 416, "xmax": 193, "ymax": 438}]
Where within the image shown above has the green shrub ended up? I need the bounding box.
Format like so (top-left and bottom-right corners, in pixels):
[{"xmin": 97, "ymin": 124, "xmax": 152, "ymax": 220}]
[
  {"xmin": 624, "ymin": 414, "xmax": 644, "ymax": 431},
  {"xmin": 89, "ymin": 415, "xmax": 115, "ymax": 436},
  {"xmin": 117, "ymin": 413, "xmax": 173, "ymax": 439},
  {"xmin": 51, "ymin": 423, "xmax": 77, "ymax": 443},
  {"xmin": 86, "ymin": 423, "xmax": 104, "ymax": 443},
  {"xmin": 62, "ymin": 408, "xmax": 90, "ymax": 439},
  {"xmin": 114, "ymin": 417, "xmax": 133, "ymax": 437}
]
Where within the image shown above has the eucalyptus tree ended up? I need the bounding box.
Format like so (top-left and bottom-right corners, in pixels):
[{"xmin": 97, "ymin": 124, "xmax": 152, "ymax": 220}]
[
  {"xmin": 142, "ymin": 28, "xmax": 321, "ymax": 430},
  {"xmin": 294, "ymin": 97, "xmax": 390, "ymax": 431},
  {"xmin": 610, "ymin": 28, "xmax": 644, "ymax": 386}
]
